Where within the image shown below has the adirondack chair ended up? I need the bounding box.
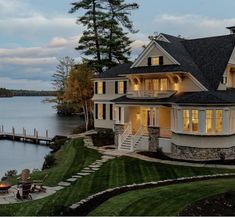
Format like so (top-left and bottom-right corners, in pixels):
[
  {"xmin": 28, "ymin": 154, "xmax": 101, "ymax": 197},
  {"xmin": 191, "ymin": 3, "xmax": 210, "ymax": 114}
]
[
  {"xmin": 17, "ymin": 169, "xmax": 31, "ymax": 186},
  {"xmin": 32, "ymin": 174, "xmax": 48, "ymax": 193}
]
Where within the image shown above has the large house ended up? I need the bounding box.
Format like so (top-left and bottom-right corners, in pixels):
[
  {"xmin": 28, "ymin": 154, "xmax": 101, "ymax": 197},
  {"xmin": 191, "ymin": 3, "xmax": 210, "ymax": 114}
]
[{"xmin": 93, "ymin": 27, "xmax": 235, "ymax": 161}]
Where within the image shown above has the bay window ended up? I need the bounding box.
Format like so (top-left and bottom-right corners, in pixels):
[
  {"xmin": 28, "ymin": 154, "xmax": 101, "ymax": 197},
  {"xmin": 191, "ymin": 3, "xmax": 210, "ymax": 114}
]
[
  {"xmin": 183, "ymin": 110, "xmax": 190, "ymax": 132},
  {"xmin": 215, "ymin": 110, "xmax": 223, "ymax": 133},
  {"xmin": 206, "ymin": 110, "xmax": 213, "ymax": 134},
  {"xmin": 192, "ymin": 110, "xmax": 199, "ymax": 133}
]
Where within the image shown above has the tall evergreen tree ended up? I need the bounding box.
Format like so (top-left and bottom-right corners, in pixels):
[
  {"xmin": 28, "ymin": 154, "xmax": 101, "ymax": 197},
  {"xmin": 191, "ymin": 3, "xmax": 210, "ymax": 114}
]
[
  {"xmin": 70, "ymin": 0, "xmax": 106, "ymax": 73},
  {"xmin": 70, "ymin": 0, "xmax": 139, "ymax": 72},
  {"xmin": 103, "ymin": 0, "xmax": 139, "ymax": 68}
]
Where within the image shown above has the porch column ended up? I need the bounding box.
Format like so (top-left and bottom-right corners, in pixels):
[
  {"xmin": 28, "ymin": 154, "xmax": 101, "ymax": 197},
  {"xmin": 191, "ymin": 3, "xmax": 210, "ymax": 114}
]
[
  {"xmin": 154, "ymin": 108, "xmax": 159, "ymax": 127},
  {"xmin": 115, "ymin": 106, "xmax": 120, "ymax": 124},
  {"xmin": 170, "ymin": 108, "xmax": 174, "ymax": 131},
  {"xmin": 199, "ymin": 109, "xmax": 206, "ymax": 134},
  {"xmin": 223, "ymin": 109, "xmax": 229, "ymax": 134},
  {"xmin": 150, "ymin": 107, "xmax": 154, "ymax": 126},
  {"xmin": 177, "ymin": 109, "xmax": 183, "ymax": 133},
  {"xmin": 120, "ymin": 106, "xmax": 125, "ymax": 125}
]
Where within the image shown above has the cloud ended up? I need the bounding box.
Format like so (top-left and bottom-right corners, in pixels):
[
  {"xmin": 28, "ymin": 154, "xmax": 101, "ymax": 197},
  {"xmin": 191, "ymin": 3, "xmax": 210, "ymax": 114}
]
[
  {"xmin": 153, "ymin": 14, "xmax": 235, "ymax": 38},
  {"xmin": 0, "ymin": 77, "xmax": 51, "ymax": 91}
]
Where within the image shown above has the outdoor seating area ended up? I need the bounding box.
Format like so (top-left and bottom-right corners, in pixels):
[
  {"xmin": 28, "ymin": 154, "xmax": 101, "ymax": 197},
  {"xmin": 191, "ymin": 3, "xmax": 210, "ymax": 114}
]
[{"xmin": 0, "ymin": 169, "xmax": 57, "ymax": 204}]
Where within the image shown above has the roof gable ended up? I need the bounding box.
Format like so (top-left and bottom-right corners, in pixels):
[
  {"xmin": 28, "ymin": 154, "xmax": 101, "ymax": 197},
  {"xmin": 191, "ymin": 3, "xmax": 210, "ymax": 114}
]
[{"xmin": 131, "ymin": 40, "xmax": 180, "ymax": 68}]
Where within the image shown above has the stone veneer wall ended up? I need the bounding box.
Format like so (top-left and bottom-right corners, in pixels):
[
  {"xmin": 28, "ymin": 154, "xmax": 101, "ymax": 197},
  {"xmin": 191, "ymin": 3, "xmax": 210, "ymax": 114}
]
[
  {"xmin": 148, "ymin": 127, "xmax": 160, "ymax": 152},
  {"xmin": 171, "ymin": 143, "xmax": 235, "ymax": 161},
  {"xmin": 114, "ymin": 124, "xmax": 125, "ymax": 148}
]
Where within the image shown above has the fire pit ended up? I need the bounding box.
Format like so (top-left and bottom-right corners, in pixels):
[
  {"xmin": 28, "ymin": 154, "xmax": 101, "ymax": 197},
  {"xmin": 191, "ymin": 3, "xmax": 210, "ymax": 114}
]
[{"xmin": 0, "ymin": 183, "xmax": 11, "ymax": 194}]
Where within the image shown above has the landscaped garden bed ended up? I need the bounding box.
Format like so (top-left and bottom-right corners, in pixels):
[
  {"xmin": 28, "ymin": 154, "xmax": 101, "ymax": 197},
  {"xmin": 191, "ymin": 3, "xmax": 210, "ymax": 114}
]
[
  {"xmin": 91, "ymin": 129, "xmax": 114, "ymax": 147},
  {"xmin": 180, "ymin": 191, "xmax": 235, "ymax": 216}
]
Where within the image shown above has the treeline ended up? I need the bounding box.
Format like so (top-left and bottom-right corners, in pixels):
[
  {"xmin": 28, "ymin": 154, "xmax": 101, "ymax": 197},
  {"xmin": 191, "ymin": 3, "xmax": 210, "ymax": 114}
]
[
  {"xmin": 0, "ymin": 88, "xmax": 13, "ymax": 97},
  {"xmin": 11, "ymin": 89, "xmax": 56, "ymax": 97}
]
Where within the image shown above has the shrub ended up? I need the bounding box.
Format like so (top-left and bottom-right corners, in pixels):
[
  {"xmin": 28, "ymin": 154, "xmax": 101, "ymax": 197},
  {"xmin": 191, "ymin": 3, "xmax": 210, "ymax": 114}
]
[
  {"xmin": 1, "ymin": 169, "xmax": 17, "ymax": 181},
  {"xmin": 50, "ymin": 138, "xmax": 67, "ymax": 152},
  {"xmin": 42, "ymin": 154, "xmax": 56, "ymax": 170},
  {"xmin": 92, "ymin": 129, "xmax": 114, "ymax": 147}
]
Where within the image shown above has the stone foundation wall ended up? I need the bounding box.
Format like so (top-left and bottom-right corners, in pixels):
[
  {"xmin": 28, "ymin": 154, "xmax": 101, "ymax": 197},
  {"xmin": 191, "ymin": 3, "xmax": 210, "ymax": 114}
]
[
  {"xmin": 170, "ymin": 143, "xmax": 235, "ymax": 161},
  {"xmin": 148, "ymin": 127, "xmax": 160, "ymax": 152},
  {"xmin": 114, "ymin": 124, "xmax": 125, "ymax": 148}
]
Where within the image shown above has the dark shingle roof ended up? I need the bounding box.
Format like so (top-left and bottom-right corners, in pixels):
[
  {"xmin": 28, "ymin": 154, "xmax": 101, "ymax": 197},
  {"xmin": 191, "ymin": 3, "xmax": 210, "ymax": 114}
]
[
  {"xmin": 182, "ymin": 34, "xmax": 235, "ymax": 90},
  {"xmin": 96, "ymin": 63, "xmax": 132, "ymax": 78},
  {"xmin": 97, "ymin": 33, "xmax": 235, "ymax": 90},
  {"xmin": 112, "ymin": 90, "xmax": 235, "ymax": 106}
]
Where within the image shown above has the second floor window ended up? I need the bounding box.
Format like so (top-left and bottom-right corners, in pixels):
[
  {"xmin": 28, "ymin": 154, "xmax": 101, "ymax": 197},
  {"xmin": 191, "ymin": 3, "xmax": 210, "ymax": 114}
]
[
  {"xmin": 115, "ymin": 81, "xmax": 127, "ymax": 94},
  {"xmin": 148, "ymin": 56, "xmax": 164, "ymax": 66},
  {"xmin": 95, "ymin": 82, "xmax": 106, "ymax": 95},
  {"xmin": 145, "ymin": 79, "xmax": 169, "ymax": 92}
]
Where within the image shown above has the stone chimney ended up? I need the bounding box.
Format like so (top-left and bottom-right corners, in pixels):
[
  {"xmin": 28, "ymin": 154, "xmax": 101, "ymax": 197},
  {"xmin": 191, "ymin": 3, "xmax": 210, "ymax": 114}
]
[{"xmin": 227, "ymin": 26, "xmax": 235, "ymax": 34}]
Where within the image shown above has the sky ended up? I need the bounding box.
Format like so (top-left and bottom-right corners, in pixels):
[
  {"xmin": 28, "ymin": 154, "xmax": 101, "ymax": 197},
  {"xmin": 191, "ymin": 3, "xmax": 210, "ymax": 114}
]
[{"xmin": 0, "ymin": 0, "xmax": 235, "ymax": 90}]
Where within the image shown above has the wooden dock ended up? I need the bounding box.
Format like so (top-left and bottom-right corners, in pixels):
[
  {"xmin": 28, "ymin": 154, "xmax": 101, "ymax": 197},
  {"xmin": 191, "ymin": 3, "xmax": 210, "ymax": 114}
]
[{"xmin": 0, "ymin": 126, "xmax": 52, "ymax": 145}]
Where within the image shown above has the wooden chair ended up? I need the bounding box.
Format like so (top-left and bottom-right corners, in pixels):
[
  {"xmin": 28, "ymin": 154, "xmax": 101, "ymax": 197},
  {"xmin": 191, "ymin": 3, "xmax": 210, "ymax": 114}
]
[
  {"xmin": 17, "ymin": 169, "xmax": 31, "ymax": 186},
  {"xmin": 22, "ymin": 182, "xmax": 32, "ymax": 200},
  {"xmin": 32, "ymin": 174, "xmax": 48, "ymax": 193}
]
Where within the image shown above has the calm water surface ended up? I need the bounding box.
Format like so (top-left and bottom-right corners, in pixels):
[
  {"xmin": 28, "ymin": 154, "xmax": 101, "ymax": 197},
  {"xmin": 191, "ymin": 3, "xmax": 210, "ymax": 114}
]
[{"xmin": 0, "ymin": 96, "xmax": 84, "ymax": 177}]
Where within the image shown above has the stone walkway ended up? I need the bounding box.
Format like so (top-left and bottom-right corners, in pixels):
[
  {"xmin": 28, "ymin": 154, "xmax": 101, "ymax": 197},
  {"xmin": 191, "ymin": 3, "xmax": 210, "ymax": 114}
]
[{"xmin": 0, "ymin": 135, "xmax": 116, "ymax": 205}]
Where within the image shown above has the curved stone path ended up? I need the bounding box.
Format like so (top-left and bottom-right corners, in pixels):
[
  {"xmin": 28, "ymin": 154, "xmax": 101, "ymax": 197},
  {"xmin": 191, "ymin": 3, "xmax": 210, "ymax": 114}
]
[{"xmin": 0, "ymin": 136, "xmax": 116, "ymax": 204}]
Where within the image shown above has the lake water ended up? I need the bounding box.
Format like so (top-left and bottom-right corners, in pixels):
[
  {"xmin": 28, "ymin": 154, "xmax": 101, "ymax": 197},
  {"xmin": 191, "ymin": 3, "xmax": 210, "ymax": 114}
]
[{"xmin": 0, "ymin": 96, "xmax": 84, "ymax": 177}]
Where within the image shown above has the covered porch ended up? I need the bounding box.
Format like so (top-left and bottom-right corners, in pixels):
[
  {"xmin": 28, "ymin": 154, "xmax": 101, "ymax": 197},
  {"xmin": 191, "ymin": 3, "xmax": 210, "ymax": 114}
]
[{"xmin": 115, "ymin": 105, "xmax": 172, "ymax": 139}]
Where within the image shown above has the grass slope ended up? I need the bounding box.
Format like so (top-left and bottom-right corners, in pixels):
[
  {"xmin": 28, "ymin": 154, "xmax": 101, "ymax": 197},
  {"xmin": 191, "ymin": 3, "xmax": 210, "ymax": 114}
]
[
  {"xmin": 89, "ymin": 178, "xmax": 235, "ymax": 216},
  {"xmin": 0, "ymin": 140, "xmax": 234, "ymax": 216}
]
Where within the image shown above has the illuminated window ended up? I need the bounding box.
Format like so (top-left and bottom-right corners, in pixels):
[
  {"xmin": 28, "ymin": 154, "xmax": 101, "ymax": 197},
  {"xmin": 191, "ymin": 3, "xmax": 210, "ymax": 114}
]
[
  {"xmin": 206, "ymin": 110, "xmax": 213, "ymax": 134},
  {"xmin": 215, "ymin": 110, "xmax": 223, "ymax": 133},
  {"xmin": 118, "ymin": 81, "xmax": 124, "ymax": 94},
  {"xmin": 145, "ymin": 79, "xmax": 152, "ymax": 92},
  {"xmin": 98, "ymin": 82, "xmax": 103, "ymax": 95},
  {"xmin": 160, "ymin": 79, "xmax": 168, "ymax": 91},
  {"xmin": 183, "ymin": 110, "xmax": 190, "ymax": 132},
  {"xmin": 98, "ymin": 104, "xmax": 103, "ymax": 120},
  {"xmin": 152, "ymin": 57, "xmax": 160, "ymax": 65},
  {"xmin": 192, "ymin": 110, "xmax": 199, "ymax": 133}
]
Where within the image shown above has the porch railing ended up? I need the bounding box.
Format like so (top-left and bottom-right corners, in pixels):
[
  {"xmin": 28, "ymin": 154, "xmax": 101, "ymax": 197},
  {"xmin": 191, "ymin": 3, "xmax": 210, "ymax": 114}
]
[
  {"xmin": 127, "ymin": 90, "xmax": 176, "ymax": 99},
  {"xmin": 118, "ymin": 122, "xmax": 132, "ymax": 149},
  {"xmin": 132, "ymin": 125, "xmax": 144, "ymax": 149}
]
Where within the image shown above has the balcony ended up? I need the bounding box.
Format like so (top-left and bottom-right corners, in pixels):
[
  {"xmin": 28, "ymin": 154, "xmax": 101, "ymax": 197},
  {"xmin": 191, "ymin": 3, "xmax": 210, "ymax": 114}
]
[{"xmin": 127, "ymin": 90, "xmax": 176, "ymax": 99}]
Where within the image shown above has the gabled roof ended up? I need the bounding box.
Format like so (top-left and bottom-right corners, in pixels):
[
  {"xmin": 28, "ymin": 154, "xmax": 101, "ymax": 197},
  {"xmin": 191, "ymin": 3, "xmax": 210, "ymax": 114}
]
[
  {"xmin": 182, "ymin": 34, "xmax": 235, "ymax": 90},
  {"xmin": 97, "ymin": 33, "xmax": 235, "ymax": 90}
]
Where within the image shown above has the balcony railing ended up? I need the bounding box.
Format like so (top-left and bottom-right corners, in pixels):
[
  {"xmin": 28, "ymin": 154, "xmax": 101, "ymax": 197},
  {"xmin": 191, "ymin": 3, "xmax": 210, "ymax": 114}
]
[{"xmin": 127, "ymin": 90, "xmax": 176, "ymax": 99}]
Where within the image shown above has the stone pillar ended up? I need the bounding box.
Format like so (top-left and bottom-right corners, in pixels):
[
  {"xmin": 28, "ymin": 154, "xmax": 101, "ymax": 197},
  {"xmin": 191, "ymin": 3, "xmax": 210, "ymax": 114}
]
[
  {"xmin": 148, "ymin": 126, "xmax": 160, "ymax": 152},
  {"xmin": 114, "ymin": 124, "xmax": 125, "ymax": 148}
]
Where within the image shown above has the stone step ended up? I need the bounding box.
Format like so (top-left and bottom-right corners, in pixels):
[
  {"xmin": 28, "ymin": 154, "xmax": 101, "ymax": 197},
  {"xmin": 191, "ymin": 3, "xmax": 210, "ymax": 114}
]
[
  {"xmin": 77, "ymin": 172, "xmax": 91, "ymax": 176},
  {"xmin": 58, "ymin": 181, "xmax": 71, "ymax": 187},
  {"xmin": 67, "ymin": 178, "xmax": 77, "ymax": 182}
]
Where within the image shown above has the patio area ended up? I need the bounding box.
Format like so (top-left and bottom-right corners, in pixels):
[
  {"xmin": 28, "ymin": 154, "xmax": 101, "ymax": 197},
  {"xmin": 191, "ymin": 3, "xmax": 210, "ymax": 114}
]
[{"xmin": 0, "ymin": 185, "xmax": 61, "ymax": 204}]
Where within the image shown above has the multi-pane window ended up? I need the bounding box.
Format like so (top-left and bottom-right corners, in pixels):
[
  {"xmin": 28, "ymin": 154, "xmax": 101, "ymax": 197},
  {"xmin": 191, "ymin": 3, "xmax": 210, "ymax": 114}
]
[
  {"xmin": 98, "ymin": 82, "xmax": 103, "ymax": 95},
  {"xmin": 160, "ymin": 79, "xmax": 168, "ymax": 91},
  {"xmin": 98, "ymin": 104, "xmax": 103, "ymax": 120},
  {"xmin": 192, "ymin": 110, "xmax": 199, "ymax": 133},
  {"xmin": 206, "ymin": 110, "xmax": 213, "ymax": 134},
  {"xmin": 215, "ymin": 110, "xmax": 223, "ymax": 133},
  {"xmin": 118, "ymin": 81, "xmax": 124, "ymax": 94},
  {"xmin": 152, "ymin": 57, "xmax": 160, "ymax": 65},
  {"xmin": 183, "ymin": 110, "xmax": 190, "ymax": 132}
]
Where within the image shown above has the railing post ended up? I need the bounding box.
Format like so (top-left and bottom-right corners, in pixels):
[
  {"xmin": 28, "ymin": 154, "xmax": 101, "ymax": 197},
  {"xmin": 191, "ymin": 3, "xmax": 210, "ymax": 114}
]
[
  {"xmin": 46, "ymin": 129, "xmax": 49, "ymax": 138},
  {"xmin": 2, "ymin": 125, "xmax": 4, "ymax": 133},
  {"xmin": 12, "ymin": 127, "xmax": 15, "ymax": 140}
]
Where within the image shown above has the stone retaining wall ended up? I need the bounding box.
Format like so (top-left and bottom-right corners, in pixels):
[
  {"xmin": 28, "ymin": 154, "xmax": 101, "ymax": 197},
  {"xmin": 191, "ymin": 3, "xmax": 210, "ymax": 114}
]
[
  {"xmin": 171, "ymin": 143, "xmax": 235, "ymax": 161},
  {"xmin": 68, "ymin": 173, "xmax": 235, "ymax": 216}
]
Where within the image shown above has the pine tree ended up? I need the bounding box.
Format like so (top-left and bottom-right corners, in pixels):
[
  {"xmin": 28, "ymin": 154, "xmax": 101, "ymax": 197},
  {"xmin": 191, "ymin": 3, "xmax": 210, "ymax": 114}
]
[
  {"xmin": 103, "ymin": 0, "xmax": 139, "ymax": 68},
  {"xmin": 70, "ymin": 0, "xmax": 106, "ymax": 73}
]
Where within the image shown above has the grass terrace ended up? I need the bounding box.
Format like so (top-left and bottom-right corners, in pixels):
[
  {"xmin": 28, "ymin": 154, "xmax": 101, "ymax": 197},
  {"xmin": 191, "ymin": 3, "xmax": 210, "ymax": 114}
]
[{"xmin": 0, "ymin": 138, "xmax": 234, "ymax": 216}]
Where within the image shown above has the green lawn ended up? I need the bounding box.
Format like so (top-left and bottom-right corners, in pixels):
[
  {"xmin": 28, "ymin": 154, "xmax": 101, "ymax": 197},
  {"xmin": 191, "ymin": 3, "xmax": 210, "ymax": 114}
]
[
  {"xmin": 89, "ymin": 178, "xmax": 235, "ymax": 216},
  {"xmin": 0, "ymin": 139, "xmax": 234, "ymax": 216}
]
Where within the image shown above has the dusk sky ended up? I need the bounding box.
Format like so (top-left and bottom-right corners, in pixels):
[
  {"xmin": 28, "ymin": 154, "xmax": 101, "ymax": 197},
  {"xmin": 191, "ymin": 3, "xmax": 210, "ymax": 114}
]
[{"xmin": 0, "ymin": 0, "xmax": 235, "ymax": 90}]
